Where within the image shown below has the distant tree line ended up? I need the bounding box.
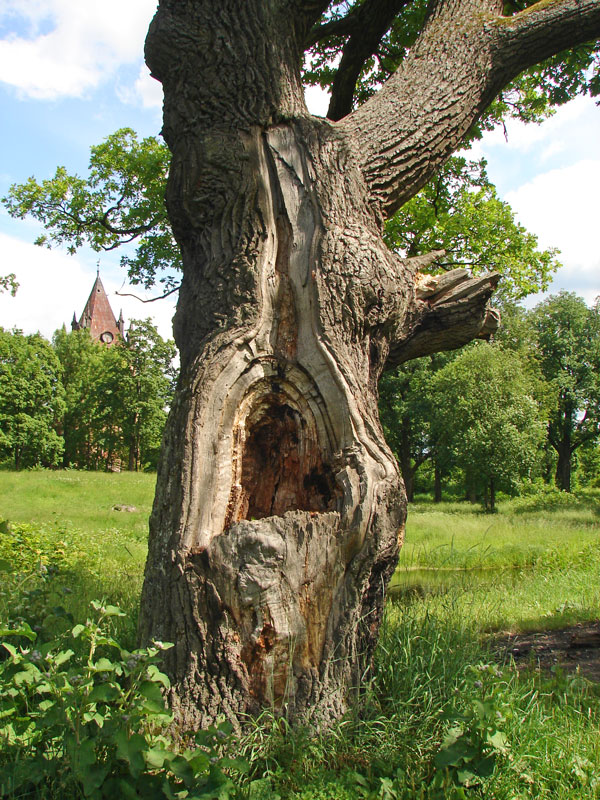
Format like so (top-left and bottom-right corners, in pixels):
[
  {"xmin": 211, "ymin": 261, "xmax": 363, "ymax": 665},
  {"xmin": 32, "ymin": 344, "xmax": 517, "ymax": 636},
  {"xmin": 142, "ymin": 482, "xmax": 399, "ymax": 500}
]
[
  {"xmin": 380, "ymin": 291, "xmax": 600, "ymax": 510},
  {"xmin": 2, "ymin": 292, "xmax": 597, "ymax": 503},
  {"xmin": 0, "ymin": 320, "xmax": 176, "ymax": 472}
]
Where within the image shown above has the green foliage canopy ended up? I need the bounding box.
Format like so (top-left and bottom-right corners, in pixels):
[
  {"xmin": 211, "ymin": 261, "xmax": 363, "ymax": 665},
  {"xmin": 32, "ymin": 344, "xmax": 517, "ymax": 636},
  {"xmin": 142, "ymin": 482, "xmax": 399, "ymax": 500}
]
[
  {"xmin": 304, "ymin": 0, "xmax": 600, "ymax": 124},
  {"xmin": 531, "ymin": 291, "xmax": 600, "ymax": 491},
  {"xmin": 428, "ymin": 343, "xmax": 546, "ymax": 510},
  {"xmin": 0, "ymin": 328, "xmax": 65, "ymax": 470},
  {"xmin": 384, "ymin": 157, "xmax": 559, "ymax": 300},
  {"xmin": 0, "ymin": 274, "xmax": 18, "ymax": 296},
  {"xmin": 3, "ymin": 129, "xmax": 179, "ymax": 291}
]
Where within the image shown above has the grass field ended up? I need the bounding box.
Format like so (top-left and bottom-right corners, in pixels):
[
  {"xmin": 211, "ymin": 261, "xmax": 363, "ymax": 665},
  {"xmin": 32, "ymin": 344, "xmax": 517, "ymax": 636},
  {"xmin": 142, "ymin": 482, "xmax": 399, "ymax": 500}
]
[{"xmin": 1, "ymin": 470, "xmax": 599, "ymax": 799}]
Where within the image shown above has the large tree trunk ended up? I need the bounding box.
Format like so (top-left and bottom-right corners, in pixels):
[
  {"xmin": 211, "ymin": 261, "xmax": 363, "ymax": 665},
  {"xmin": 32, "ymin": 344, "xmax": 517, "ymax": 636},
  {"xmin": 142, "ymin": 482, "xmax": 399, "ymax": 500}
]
[
  {"xmin": 139, "ymin": 0, "xmax": 600, "ymax": 730},
  {"xmin": 554, "ymin": 436, "xmax": 572, "ymax": 492},
  {"xmin": 552, "ymin": 407, "xmax": 573, "ymax": 492},
  {"xmin": 398, "ymin": 418, "xmax": 417, "ymax": 503},
  {"xmin": 433, "ymin": 463, "xmax": 442, "ymax": 504}
]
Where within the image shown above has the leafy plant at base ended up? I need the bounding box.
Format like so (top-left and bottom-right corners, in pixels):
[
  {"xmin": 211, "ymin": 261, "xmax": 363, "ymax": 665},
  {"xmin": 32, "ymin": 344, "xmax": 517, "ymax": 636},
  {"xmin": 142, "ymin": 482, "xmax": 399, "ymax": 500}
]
[
  {"xmin": 0, "ymin": 602, "xmax": 248, "ymax": 799},
  {"xmin": 432, "ymin": 664, "xmax": 510, "ymax": 792}
]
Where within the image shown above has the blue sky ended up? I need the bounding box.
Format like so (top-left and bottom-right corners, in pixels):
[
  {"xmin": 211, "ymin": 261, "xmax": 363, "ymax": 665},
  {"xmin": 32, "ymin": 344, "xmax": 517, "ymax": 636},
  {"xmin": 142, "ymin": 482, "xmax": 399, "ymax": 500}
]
[{"xmin": 0, "ymin": 0, "xmax": 598, "ymax": 341}]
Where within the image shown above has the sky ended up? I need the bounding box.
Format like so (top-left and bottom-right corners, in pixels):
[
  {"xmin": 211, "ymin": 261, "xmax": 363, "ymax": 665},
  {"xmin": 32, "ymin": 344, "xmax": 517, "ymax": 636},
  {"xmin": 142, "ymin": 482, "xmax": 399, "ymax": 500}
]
[{"xmin": 0, "ymin": 0, "xmax": 598, "ymax": 343}]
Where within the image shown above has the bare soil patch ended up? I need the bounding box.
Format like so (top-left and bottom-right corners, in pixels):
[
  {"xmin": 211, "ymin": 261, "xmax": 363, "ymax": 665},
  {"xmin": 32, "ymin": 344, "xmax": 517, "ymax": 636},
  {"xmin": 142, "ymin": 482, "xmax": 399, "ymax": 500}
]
[{"xmin": 495, "ymin": 621, "xmax": 600, "ymax": 682}]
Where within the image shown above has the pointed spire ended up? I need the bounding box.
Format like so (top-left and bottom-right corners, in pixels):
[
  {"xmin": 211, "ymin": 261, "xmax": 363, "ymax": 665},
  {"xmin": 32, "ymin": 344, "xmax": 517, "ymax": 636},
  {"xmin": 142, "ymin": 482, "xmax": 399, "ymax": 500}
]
[{"xmin": 74, "ymin": 270, "xmax": 123, "ymax": 344}]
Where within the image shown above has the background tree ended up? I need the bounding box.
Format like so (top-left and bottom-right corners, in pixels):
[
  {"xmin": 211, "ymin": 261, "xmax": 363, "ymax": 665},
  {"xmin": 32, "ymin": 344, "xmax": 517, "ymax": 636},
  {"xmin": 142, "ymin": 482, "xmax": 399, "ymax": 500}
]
[
  {"xmin": 53, "ymin": 322, "xmax": 176, "ymax": 471},
  {"xmin": 429, "ymin": 343, "xmax": 546, "ymax": 511},
  {"xmin": 379, "ymin": 351, "xmax": 457, "ymax": 502},
  {"xmin": 0, "ymin": 328, "xmax": 64, "ymax": 470},
  {"xmin": 53, "ymin": 327, "xmax": 111, "ymax": 469},
  {"xmin": 531, "ymin": 292, "xmax": 600, "ymax": 492},
  {"xmin": 3, "ymin": 129, "xmax": 179, "ymax": 293},
  {"xmin": 105, "ymin": 319, "xmax": 177, "ymax": 471},
  {"xmin": 378, "ymin": 154, "xmax": 558, "ymax": 501}
]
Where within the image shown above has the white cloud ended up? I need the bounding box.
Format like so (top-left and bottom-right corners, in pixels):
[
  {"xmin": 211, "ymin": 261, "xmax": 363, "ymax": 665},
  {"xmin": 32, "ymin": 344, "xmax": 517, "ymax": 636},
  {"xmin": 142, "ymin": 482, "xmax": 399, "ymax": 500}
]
[
  {"xmin": 0, "ymin": 0, "xmax": 157, "ymax": 99},
  {"xmin": 134, "ymin": 65, "xmax": 163, "ymax": 109},
  {"xmin": 481, "ymin": 95, "xmax": 590, "ymax": 153},
  {"xmin": 505, "ymin": 159, "xmax": 600, "ymax": 274},
  {"xmin": 0, "ymin": 234, "xmax": 175, "ymax": 341},
  {"xmin": 539, "ymin": 139, "xmax": 566, "ymax": 163},
  {"xmin": 117, "ymin": 64, "xmax": 163, "ymax": 109}
]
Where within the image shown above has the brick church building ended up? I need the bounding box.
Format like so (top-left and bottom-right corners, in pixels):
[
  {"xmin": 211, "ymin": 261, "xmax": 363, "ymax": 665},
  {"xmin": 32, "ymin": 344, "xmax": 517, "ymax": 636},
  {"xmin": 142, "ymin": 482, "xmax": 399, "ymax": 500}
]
[{"xmin": 71, "ymin": 270, "xmax": 125, "ymax": 344}]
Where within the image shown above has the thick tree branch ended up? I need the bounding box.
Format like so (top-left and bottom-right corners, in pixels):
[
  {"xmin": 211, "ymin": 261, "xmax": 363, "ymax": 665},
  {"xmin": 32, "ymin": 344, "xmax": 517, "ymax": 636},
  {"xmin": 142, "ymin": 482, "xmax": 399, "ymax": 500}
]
[
  {"xmin": 386, "ymin": 269, "xmax": 501, "ymax": 366},
  {"xmin": 341, "ymin": 0, "xmax": 600, "ymax": 219},
  {"xmin": 493, "ymin": 0, "xmax": 600, "ymax": 75},
  {"xmin": 306, "ymin": 13, "xmax": 358, "ymax": 46},
  {"xmin": 289, "ymin": 0, "xmax": 335, "ymax": 42},
  {"xmin": 327, "ymin": 0, "xmax": 412, "ymax": 121}
]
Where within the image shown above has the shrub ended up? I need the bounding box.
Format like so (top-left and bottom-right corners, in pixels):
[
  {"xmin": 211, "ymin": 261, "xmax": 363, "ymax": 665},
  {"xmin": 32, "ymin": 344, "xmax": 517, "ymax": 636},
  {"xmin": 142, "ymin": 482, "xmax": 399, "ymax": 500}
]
[{"xmin": 0, "ymin": 602, "xmax": 248, "ymax": 799}]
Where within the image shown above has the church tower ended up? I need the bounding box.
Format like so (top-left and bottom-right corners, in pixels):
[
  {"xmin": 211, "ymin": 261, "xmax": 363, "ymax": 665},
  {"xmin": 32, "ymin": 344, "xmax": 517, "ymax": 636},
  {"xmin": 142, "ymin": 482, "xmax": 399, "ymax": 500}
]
[{"xmin": 72, "ymin": 270, "xmax": 125, "ymax": 344}]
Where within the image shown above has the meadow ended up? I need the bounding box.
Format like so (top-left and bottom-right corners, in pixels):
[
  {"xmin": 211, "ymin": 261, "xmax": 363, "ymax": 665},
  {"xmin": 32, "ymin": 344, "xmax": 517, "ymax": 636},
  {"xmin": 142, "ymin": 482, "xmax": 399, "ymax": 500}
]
[{"xmin": 1, "ymin": 471, "xmax": 599, "ymax": 799}]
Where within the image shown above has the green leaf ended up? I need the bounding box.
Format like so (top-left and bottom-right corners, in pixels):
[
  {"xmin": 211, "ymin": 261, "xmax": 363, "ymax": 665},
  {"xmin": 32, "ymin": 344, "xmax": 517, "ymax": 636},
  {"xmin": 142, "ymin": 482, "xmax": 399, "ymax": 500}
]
[
  {"xmin": 146, "ymin": 664, "xmax": 171, "ymax": 689},
  {"xmin": 456, "ymin": 768, "xmax": 479, "ymax": 786},
  {"xmin": 217, "ymin": 756, "xmax": 250, "ymax": 774},
  {"xmin": 77, "ymin": 737, "xmax": 97, "ymax": 771},
  {"xmin": 169, "ymin": 754, "xmax": 195, "ymax": 783},
  {"xmin": 144, "ymin": 746, "xmax": 171, "ymax": 769},
  {"xmin": 487, "ymin": 730, "xmax": 507, "ymax": 750},
  {"xmin": 140, "ymin": 680, "xmax": 166, "ymax": 704},
  {"xmin": 83, "ymin": 762, "xmax": 110, "ymax": 795},
  {"xmin": 103, "ymin": 605, "xmax": 126, "ymax": 617},
  {"xmin": 54, "ymin": 648, "xmax": 74, "ymax": 666},
  {"xmin": 116, "ymin": 731, "xmax": 147, "ymax": 778},
  {"xmin": 0, "ymin": 623, "xmax": 36, "ymax": 642},
  {"xmin": 92, "ymin": 657, "xmax": 115, "ymax": 671},
  {"xmin": 434, "ymin": 736, "xmax": 477, "ymax": 769},
  {"xmin": 89, "ymin": 683, "xmax": 121, "ymax": 703},
  {"xmin": 183, "ymin": 749, "xmax": 211, "ymax": 775},
  {"xmin": 117, "ymin": 777, "xmax": 141, "ymax": 800},
  {"xmin": 472, "ymin": 754, "xmax": 496, "ymax": 778}
]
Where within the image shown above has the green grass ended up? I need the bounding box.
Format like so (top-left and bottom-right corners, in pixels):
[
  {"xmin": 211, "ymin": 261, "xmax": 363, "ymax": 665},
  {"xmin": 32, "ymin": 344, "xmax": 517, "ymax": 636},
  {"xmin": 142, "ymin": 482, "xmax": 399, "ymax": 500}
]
[
  {"xmin": 0, "ymin": 470, "xmax": 156, "ymax": 644},
  {"xmin": 400, "ymin": 493, "xmax": 600, "ymax": 571},
  {"xmin": 1, "ymin": 471, "xmax": 599, "ymax": 798},
  {"xmin": 0, "ymin": 468, "xmax": 156, "ymax": 540}
]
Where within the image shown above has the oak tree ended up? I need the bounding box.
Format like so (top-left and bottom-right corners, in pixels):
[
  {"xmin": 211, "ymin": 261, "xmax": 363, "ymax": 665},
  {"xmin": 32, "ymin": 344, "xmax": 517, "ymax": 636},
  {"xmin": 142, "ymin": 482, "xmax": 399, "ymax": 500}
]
[
  {"xmin": 132, "ymin": 0, "xmax": 600, "ymax": 729},
  {"xmin": 0, "ymin": 328, "xmax": 65, "ymax": 470},
  {"xmin": 531, "ymin": 292, "xmax": 600, "ymax": 492},
  {"xmin": 53, "ymin": 323, "xmax": 176, "ymax": 471},
  {"xmin": 429, "ymin": 343, "xmax": 546, "ymax": 511}
]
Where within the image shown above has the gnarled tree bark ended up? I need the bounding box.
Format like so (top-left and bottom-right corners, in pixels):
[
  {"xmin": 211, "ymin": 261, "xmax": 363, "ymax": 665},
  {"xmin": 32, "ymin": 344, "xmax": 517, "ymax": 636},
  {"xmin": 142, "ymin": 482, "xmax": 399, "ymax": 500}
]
[{"xmin": 139, "ymin": 0, "xmax": 600, "ymax": 729}]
